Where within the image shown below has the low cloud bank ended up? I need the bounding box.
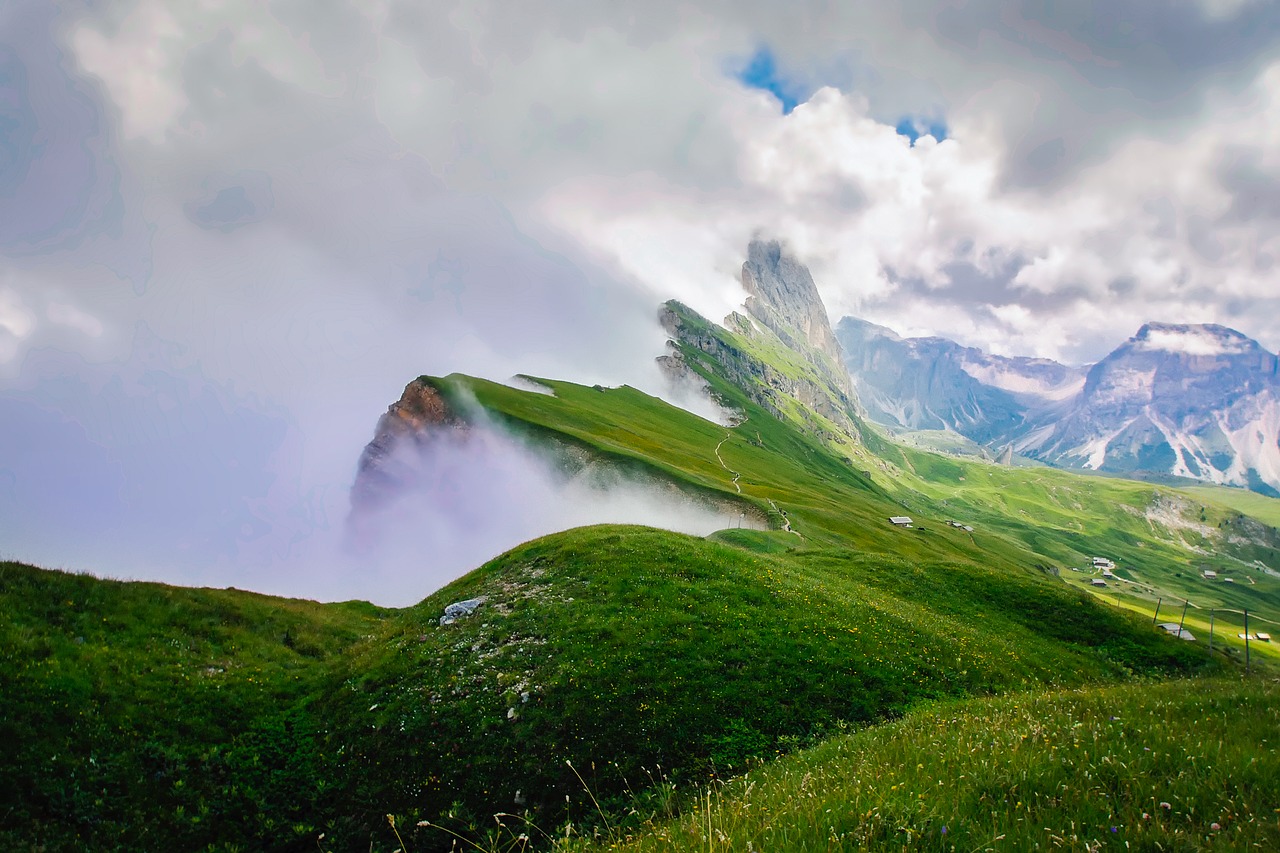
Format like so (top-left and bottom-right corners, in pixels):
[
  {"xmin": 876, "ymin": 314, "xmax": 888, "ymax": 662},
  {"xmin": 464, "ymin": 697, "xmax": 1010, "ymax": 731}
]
[{"xmin": 337, "ymin": 419, "xmax": 751, "ymax": 606}]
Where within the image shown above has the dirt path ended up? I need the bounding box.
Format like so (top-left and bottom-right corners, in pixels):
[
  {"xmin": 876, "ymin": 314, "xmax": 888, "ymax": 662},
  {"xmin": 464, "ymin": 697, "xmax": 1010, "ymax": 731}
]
[
  {"xmin": 713, "ymin": 431, "xmax": 800, "ymax": 537},
  {"xmin": 767, "ymin": 498, "xmax": 802, "ymax": 537},
  {"xmin": 713, "ymin": 434, "xmax": 742, "ymax": 494}
]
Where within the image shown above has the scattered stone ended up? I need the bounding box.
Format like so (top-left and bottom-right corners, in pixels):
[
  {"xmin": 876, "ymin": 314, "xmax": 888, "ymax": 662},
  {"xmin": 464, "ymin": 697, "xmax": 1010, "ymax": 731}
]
[{"xmin": 440, "ymin": 596, "xmax": 488, "ymax": 625}]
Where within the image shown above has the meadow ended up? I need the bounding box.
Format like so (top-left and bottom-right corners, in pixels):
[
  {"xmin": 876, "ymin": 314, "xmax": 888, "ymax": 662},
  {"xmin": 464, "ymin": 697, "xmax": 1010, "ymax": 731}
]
[
  {"xmin": 561, "ymin": 677, "xmax": 1280, "ymax": 852},
  {"xmin": 5, "ymin": 354, "xmax": 1280, "ymax": 850}
]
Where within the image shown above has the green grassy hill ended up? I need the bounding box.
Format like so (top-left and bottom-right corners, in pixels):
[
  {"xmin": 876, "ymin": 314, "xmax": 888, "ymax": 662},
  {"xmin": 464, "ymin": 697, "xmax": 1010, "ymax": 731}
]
[
  {"xmin": 0, "ymin": 520, "xmax": 1220, "ymax": 852},
  {"xmin": 0, "ymin": 561, "xmax": 391, "ymax": 850},
  {"xmin": 565, "ymin": 677, "xmax": 1280, "ymax": 852},
  {"xmin": 6, "ymin": 312, "xmax": 1280, "ymax": 850},
  {"xmin": 317, "ymin": 524, "xmax": 1213, "ymax": 850}
]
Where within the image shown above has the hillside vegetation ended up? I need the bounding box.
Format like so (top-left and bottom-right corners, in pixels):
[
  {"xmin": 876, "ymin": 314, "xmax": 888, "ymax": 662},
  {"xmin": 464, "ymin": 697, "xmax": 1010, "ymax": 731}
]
[
  {"xmin": 0, "ymin": 561, "xmax": 391, "ymax": 850},
  {"xmin": 4, "ymin": 356, "xmax": 1280, "ymax": 850},
  {"xmin": 567, "ymin": 677, "xmax": 1280, "ymax": 852}
]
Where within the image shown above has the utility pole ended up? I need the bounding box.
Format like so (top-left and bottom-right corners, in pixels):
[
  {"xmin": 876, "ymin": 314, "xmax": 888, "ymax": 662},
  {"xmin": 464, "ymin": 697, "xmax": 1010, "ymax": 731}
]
[
  {"xmin": 1245, "ymin": 609, "xmax": 1251, "ymax": 674},
  {"xmin": 1177, "ymin": 600, "xmax": 1189, "ymax": 639},
  {"xmin": 1152, "ymin": 598, "xmax": 1162, "ymax": 625}
]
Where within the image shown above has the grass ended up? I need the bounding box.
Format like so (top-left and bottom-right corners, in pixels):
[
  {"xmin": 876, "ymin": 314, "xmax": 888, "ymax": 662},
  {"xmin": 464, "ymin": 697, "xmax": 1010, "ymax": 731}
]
[
  {"xmin": 1183, "ymin": 484, "xmax": 1280, "ymax": 529},
  {"xmin": 5, "ymin": 300, "xmax": 1280, "ymax": 851},
  {"xmin": 0, "ymin": 561, "xmax": 391, "ymax": 851},
  {"xmin": 567, "ymin": 677, "xmax": 1280, "ymax": 852},
  {"xmin": 444, "ymin": 367, "xmax": 1280, "ymax": 629},
  {"xmin": 322, "ymin": 524, "xmax": 1217, "ymax": 851},
  {"xmin": 0, "ymin": 519, "xmax": 1223, "ymax": 852}
]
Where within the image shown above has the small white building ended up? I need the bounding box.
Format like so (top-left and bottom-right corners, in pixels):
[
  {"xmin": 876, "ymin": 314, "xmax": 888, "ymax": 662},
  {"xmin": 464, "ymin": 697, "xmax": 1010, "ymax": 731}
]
[
  {"xmin": 1158, "ymin": 622, "xmax": 1196, "ymax": 641},
  {"xmin": 889, "ymin": 516, "xmax": 913, "ymax": 528},
  {"xmin": 1101, "ymin": 569, "xmax": 1115, "ymax": 579},
  {"xmin": 1091, "ymin": 579, "xmax": 1108, "ymax": 587},
  {"xmin": 1202, "ymin": 570, "xmax": 1218, "ymax": 579}
]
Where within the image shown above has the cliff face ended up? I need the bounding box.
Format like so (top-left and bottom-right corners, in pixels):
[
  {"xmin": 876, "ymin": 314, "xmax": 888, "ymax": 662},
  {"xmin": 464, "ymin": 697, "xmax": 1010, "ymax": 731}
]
[
  {"xmin": 741, "ymin": 239, "xmax": 852, "ymax": 395},
  {"xmin": 349, "ymin": 378, "xmax": 469, "ymax": 514},
  {"xmin": 836, "ymin": 316, "xmax": 1084, "ymax": 443},
  {"xmin": 656, "ymin": 240, "xmax": 870, "ymax": 452},
  {"xmin": 660, "ymin": 301, "xmax": 867, "ymax": 450},
  {"xmin": 1028, "ymin": 323, "xmax": 1280, "ymax": 491}
]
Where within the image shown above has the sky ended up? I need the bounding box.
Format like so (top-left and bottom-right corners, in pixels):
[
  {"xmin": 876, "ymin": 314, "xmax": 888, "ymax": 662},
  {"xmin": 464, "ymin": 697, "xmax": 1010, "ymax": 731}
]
[{"xmin": 5, "ymin": 0, "xmax": 1280, "ymax": 602}]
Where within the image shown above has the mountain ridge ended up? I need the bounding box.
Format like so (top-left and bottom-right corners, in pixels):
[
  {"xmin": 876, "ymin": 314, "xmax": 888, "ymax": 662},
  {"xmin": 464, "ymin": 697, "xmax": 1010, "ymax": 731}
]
[{"xmin": 838, "ymin": 316, "xmax": 1280, "ymax": 494}]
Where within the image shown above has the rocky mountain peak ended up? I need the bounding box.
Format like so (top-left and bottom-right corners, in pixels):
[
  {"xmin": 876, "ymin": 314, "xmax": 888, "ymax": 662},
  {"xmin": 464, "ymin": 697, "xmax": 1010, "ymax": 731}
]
[
  {"xmin": 838, "ymin": 312, "xmax": 1280, "ymax": 494},
  {"xmin": 741, "ymin": 239, "xmax": 846, "ymax": 372}
]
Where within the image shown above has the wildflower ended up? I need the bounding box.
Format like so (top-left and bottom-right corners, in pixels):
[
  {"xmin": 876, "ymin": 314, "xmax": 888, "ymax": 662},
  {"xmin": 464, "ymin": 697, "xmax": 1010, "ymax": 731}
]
[
  {"xmin": 941, "ymin": 826, "xmax": 948, "ymax": 835},
  {"xmin": 1211, "ymin": 823, "xmax": 1221, "ymax": 831},
  {"xmin": 1160, "ymin": 802, "xmax": 1171, "ymax": 810}
]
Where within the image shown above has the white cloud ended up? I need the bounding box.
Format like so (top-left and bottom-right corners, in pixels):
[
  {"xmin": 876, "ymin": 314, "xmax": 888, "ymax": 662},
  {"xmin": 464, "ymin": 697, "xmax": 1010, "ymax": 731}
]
[
  {"xmin": 71, "ymin": 3, "xmax": 186, "ymax": 143},
  {"xmin": 1139, "ymin": 327, "xmax": 1251, "ymax": 356},
  {"xmin": 47, "ymin": 302, "xmax": 104, "ymax": 338},
  {"xmin": 0, "ymin": 288, "xmax": 36, "ymax": 362}
]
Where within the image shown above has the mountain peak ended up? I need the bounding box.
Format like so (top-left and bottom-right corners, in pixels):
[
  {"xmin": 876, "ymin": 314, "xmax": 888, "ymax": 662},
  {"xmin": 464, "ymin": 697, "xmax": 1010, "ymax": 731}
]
[
  {"xmin": 1130, "ymin": 322, "xmax": 1263, "ymax": 358},
  {"xmin": 741, "ymin": 239, "xmax": 846, "ymax": 375}
]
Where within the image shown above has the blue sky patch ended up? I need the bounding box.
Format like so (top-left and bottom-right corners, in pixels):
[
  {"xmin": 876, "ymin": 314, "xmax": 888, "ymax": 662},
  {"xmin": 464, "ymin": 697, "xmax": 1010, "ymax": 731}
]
[
  {"xmin": 896, "ymin": 117, "xmax": 950, "ymax": 145},
  {"xmin": 734, "ymin": 46, "xmax": 809, "ymax": 114}
]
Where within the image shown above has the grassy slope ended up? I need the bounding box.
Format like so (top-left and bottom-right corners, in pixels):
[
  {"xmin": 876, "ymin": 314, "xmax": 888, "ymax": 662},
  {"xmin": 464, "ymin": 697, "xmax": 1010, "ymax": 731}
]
[
  {"xmin": 317, "ymin": 524, "xmax": 1213, "ymax": 850},
  {"xmin": 659, "ymin": 307, "xmax": 1280, "ymax": 660},
  {"xmin": 0, "ymin": 561, "xmax": 391, "ymax": 850},
  {"xmin": 451, "ymin": 369, "xmax": 1280, "ymax": 627},
  {"xmin": 1183, "ymin": 483, "xmax": 1280, "ymax": 528},
  {"xmin": 5, "ymin": 356, "xmax": 1280, "ymax": 851},
  {"xmin": 573, "ymin": 677, "xmax": 1280, "ymax": 852}
]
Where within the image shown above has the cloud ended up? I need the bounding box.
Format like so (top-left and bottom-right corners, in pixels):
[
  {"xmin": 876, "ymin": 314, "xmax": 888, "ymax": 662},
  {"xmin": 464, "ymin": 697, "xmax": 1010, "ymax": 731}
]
[
  {"xmin": 6, "ymin": 0, "xmax": 1280, "ymax": 600},
  {"xmin": 342, "ymin": 416, "xmax": 750, "ymax": 606},
  {"xmin": 1137, "ymin": 326, "xmax": 1253, "ymax": 356},
  {"xmin": 0, "ymin": 286, "xmax": 36, "ymax": 361},
  {"xmin": 46, "ymin": 301, "xmax": 104, "ymax": 337}
]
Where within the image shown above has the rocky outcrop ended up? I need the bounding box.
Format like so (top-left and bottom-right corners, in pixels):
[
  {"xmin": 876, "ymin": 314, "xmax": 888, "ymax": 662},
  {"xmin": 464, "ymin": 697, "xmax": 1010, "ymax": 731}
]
[
  {"xmin": 350, "ymin": 378, "xmax": 470, "ymax": 513},
  {"xmin": 440, "ymin": 596, "xmax": 487, "ymax": 626},
  {"xmin": 741, "ymin": 239, "xmax": 852, "ymax": 394},
  {"xmin": 654, "ymin": 240, "xmax": 872, "ymax": 452},
  {"xmin": 660, "ymin": 300, "xmax": 866, "ymax": 448}
]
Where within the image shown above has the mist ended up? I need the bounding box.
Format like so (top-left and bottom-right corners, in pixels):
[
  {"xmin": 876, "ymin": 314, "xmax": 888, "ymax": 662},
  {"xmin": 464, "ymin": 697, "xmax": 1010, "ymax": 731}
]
[{"xmin": 332, "ymin": 416, "xmax": 751, "ymax": 607}]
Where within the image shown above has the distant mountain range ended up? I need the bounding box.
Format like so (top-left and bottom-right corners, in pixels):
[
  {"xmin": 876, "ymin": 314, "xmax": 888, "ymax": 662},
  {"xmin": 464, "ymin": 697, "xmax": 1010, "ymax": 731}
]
[{"xmin": 838, "ymin": 317, "xmax": 1280, "ymax": 495}]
